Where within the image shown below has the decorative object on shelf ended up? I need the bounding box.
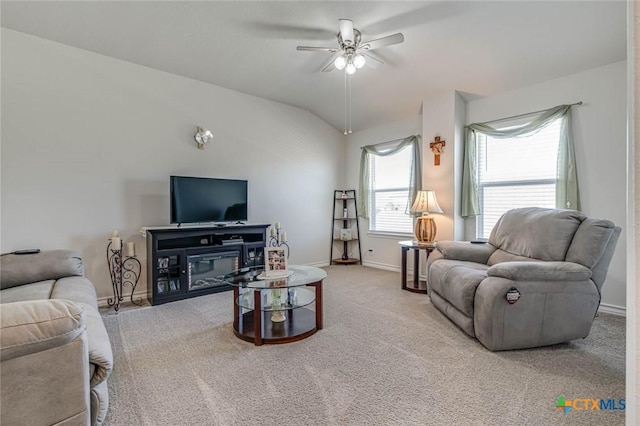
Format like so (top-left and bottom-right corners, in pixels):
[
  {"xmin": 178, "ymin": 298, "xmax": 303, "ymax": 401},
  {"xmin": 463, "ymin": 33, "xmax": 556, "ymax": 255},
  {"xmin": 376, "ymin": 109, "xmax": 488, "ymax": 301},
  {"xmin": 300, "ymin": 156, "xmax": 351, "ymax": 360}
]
[
  {"xmin": 341, "ymin": 191, "xmax": 348, "ymax": 199},
  {"xmin": 265, "ymin": 246, "xmax": 289, "ymax": 278},
  {"xmin": 268, "ymin": 221, "xmax": 290, "ymax": 258},
  {"xmin": 429, "ymin": 136, "xmax": 446, "ymax": 166},
  {"xmin": 410, "ymin": 190, "xmax": 444, "ymax": 243},
  {"xmin": 269, "ymin": 279, "xmax": 287, "ymax": 322},
  {"xmin": 340, "ymin": 228, "xmax": 352, "ymax": 241},
  {"xmin": 107, "ymin": 230, "xmax": 142, "ymax": 312},
  {"xmin": 194, "ymin": 126, "xmax": 213, "ymax": 149}
]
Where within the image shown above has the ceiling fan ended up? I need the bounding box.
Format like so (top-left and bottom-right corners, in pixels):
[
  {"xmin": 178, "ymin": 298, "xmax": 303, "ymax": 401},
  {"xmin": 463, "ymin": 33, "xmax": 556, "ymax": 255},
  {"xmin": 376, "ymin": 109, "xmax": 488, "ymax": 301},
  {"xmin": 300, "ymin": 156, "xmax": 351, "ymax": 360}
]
[{"xmin": 296, "ymin": 19, "xmax": 404, "ymax": 75}]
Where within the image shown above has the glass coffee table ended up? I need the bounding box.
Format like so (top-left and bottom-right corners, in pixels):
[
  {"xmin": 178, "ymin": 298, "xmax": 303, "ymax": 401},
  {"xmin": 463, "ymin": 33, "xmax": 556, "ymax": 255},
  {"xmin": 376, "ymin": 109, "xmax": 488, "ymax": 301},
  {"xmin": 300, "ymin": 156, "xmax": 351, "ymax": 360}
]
[{"xmin": 225, "ymin": 265, "xmax": 327, "ymax": 345}]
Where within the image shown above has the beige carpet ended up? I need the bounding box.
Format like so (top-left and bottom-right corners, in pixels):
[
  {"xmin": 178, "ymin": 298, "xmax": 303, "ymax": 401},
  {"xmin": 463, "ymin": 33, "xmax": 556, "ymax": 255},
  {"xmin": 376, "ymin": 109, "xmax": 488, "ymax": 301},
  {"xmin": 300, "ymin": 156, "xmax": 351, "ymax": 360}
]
[{"xmin": 102, "ymin": 266, "xmax": 625, "ymax": 425}]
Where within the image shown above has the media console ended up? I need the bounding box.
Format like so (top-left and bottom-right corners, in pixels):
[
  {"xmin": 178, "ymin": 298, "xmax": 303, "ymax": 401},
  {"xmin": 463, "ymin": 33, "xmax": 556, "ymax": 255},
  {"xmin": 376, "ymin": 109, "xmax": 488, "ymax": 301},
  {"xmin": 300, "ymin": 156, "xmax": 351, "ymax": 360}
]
[{"xmin": 144, "ymin": 224, "xmax": 269, "ymax": 305}]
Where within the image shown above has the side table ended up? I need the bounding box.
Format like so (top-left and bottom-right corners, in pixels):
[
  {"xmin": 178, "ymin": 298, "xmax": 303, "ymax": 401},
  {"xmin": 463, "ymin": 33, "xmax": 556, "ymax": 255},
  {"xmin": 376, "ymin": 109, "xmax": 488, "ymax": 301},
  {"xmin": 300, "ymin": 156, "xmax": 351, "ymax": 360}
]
[{"xmin": 399, "ymin": 240, "xmax": 436, "ymax": 294}]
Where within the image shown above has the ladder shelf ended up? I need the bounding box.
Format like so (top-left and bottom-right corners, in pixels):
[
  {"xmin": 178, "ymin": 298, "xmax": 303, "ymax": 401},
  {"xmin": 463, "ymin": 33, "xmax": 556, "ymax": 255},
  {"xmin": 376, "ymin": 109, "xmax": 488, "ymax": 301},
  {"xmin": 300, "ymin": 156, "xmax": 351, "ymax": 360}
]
[{"xmin": 330, "ymin": 190, "xmax": 362, "ymax": 265}]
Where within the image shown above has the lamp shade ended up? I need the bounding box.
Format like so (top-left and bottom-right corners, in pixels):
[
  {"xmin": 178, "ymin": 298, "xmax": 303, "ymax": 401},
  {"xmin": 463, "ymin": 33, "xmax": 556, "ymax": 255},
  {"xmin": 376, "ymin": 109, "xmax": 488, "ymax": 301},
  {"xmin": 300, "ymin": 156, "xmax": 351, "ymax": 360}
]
[{"xmin": 410, "ymin": 190, "xmax": 443, "ymax": 215}]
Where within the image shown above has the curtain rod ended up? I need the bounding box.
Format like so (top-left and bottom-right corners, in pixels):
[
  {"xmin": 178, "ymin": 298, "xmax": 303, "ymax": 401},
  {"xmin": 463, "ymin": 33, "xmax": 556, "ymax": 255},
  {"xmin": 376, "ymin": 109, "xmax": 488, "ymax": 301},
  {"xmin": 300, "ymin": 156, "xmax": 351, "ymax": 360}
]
[
  {"xmin": 480, "ymin": 101, "xmax": 583, "ymax": 126},
  {"xmin": 360, "ymin": 135, "xmax": 419, "ymax": 149}
]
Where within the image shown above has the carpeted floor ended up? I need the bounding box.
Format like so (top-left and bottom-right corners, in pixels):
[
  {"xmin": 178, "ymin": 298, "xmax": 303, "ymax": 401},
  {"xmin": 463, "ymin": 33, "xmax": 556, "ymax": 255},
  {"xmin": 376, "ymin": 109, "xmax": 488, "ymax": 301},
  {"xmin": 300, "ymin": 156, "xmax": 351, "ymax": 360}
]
[{"xmin": 102, "ymin": 266, "xmax": 625, "ymax": 425}]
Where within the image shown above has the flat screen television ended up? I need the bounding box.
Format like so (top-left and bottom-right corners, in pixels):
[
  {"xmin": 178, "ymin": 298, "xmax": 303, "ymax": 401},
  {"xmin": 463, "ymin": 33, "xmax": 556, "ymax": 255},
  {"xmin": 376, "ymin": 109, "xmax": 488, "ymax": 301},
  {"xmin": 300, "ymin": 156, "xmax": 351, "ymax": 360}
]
[{"xmin": 170, "ymin": 176, "xmax": 248, "ymax": 224}]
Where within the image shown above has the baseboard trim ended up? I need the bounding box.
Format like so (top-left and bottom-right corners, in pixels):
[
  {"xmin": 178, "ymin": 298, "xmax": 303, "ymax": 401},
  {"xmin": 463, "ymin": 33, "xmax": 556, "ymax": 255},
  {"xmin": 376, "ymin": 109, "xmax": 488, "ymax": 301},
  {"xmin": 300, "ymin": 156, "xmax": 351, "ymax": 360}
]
[
  {"xmin": 598, "ymin": 303, "xmax": 626, "ymax": 317},
  {"xmin": 362, "ymin": 261, "xmax": 428, "ymax": 280},
  {"xmin": 307, "ymin": 261, "xmax": 331, "ymax": 268},
  {"xmin": 361, "ymin": 260, "xmax": 400, "ymax": 272}
]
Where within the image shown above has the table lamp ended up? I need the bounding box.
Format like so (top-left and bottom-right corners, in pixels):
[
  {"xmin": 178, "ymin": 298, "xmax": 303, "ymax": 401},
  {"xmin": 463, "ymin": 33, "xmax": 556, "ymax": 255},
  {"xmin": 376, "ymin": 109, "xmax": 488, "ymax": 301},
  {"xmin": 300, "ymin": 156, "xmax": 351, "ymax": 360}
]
[{"xmin": 410, "ymin": 190, "xmax": 443, "ymax": 243}]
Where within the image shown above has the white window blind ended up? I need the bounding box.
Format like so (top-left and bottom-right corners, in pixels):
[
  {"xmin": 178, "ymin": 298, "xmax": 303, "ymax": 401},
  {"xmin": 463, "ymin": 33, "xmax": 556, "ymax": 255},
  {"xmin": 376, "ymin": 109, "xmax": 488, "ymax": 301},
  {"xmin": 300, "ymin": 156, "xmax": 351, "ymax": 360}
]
[
  {"xmin": 369, "ymin": 146, "xmax": 413, "ymax": 234},
  {"xmin": 477, "ymin": 119, "xmax": 561, "ymax": 238}
]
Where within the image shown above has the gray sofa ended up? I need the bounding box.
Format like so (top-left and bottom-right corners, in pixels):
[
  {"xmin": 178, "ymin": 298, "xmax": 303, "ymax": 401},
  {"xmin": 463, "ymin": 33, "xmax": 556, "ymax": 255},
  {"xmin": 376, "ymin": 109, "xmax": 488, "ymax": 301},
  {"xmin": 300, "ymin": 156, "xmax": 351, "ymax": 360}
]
[
  {"xmin": 426, "ymin": 207, "xmax": 621, "ymax": 351},
  {"xmin": 0, "ymin": 250, "xmax": 113, "ymax": 425}
]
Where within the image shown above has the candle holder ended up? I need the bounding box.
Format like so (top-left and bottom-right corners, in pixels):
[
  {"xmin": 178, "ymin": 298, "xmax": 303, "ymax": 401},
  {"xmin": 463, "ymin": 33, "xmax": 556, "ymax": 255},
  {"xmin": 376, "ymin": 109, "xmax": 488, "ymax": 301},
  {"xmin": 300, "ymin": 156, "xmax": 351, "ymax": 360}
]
[
  {"xmin": 107, "ymin": 239, "xmax": 143, "ymax": 312},
  {"xmin": 268, "ymin": 225, "xmax": 290, "ymax": 258}
]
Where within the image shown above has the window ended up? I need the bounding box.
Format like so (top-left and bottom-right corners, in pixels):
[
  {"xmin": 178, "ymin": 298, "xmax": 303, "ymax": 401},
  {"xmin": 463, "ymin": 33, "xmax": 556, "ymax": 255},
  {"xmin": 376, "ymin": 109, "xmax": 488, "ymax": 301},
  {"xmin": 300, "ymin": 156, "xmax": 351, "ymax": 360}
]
[
  {"xmin": 476, "ymin": 119, "xmax": 561, "ymax": 238},
  {"xmin": 368, "ymin": 146, "xmax": 413, "ymax": 234}
]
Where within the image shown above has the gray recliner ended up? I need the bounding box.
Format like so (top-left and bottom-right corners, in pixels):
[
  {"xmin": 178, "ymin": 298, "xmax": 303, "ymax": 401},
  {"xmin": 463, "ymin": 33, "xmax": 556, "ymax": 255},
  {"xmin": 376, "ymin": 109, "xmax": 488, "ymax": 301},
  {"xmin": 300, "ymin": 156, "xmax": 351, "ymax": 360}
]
[{"xmin": 426, "ymin": 207, "xmax": 621, "ymax": 351}]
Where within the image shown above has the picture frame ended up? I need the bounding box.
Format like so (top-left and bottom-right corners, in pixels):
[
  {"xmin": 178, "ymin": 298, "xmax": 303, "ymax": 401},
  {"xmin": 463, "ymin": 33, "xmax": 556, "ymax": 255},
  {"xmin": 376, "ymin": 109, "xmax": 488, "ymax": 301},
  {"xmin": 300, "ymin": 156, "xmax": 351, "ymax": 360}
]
[
  {"xmin": 265, "ymin": 246, "xmax": 288, "ymax": 277},
  {"xmin": 340, "ymin": 228, "xmax": 352, "ymax": 241}
]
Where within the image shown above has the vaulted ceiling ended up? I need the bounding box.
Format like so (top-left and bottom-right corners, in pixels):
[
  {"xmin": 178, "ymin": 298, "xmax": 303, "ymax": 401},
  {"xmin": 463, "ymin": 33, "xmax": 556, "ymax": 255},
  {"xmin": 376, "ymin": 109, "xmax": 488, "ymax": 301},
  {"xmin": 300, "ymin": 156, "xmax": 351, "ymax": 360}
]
[{"xmin": 1, "ymin": 1, "xmax": 627, "ymax": 133}]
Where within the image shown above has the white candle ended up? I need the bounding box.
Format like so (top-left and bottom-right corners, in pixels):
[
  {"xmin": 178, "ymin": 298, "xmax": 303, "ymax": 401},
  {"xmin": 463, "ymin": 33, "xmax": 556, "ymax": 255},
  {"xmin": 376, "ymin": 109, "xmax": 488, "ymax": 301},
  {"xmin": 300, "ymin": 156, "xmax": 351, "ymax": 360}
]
[
  {"xmin": 111, "ymin": 230, "xmax": 119, "ymax": 238},
  {"xmin": 111, "ymin": 237, "xmax": 121, "ymax": 251},
  {"xmin": 275, "ymin": 222, "xmax": 281, "ymax": 229},
  {"xmin": 281, "ymin": 231, "xmax": 287, "ymax": 243},
  {"xmin": 270, "ymin": 228, "xmax": 276, "ymax": 238},
  {"xmin": 125, "ymin": 242, "xmax": 135, "ymax": 257}
]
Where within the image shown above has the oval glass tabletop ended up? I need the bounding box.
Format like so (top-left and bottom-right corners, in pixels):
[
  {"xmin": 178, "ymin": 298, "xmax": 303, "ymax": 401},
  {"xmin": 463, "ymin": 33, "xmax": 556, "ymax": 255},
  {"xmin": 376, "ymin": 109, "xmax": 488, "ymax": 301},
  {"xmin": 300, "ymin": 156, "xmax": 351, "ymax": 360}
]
[{"xmin": 225, "ymin": 265, "xmax": 327, "ymax": 289}]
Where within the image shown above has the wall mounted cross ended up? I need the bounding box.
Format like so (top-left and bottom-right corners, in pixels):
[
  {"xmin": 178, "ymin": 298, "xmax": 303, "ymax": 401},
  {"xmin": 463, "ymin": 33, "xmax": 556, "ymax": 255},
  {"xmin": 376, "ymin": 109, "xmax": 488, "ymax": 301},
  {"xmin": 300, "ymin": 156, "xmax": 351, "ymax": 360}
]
[{"xmin": 429, "ymin": 136, "xmax": 446, "ymax": 166}]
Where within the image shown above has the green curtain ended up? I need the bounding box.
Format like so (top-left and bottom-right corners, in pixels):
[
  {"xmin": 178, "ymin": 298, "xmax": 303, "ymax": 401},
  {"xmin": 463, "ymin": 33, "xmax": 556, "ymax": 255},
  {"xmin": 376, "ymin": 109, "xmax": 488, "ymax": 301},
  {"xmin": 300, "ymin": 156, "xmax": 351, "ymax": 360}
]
[
  {"xmin": 358, "ymin": 135, "xmax": 421, "ymax": 219},
  {"xmin": 461, "ymin": 104, "xmax": 580, "ymax": 217}
]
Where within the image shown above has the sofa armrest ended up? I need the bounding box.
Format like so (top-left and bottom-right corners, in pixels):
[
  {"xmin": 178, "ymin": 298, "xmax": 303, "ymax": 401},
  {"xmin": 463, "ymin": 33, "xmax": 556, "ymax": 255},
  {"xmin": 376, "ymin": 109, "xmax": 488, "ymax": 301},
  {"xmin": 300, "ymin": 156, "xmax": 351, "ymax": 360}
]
[
  {"xmin": 1, "ymin": 300, "xmax": 91, "ymax": 425},
  {"xmin": 83, "ymin": 307, "xmax": 113, "ymax": 387},
  {"xmin": 0, "ymin": 299, "xmax": 86, "ymax": 360},
  {"xmin": 434, "ymin": 241, "xmax": 497, "ymax": 264},
  {"xmin": 474, "ymin": 275, "xmax": 600, "ymax": 351},
  {"xmin": 487, "ymin": 261, "xmax": 592, "ymax": 282}
]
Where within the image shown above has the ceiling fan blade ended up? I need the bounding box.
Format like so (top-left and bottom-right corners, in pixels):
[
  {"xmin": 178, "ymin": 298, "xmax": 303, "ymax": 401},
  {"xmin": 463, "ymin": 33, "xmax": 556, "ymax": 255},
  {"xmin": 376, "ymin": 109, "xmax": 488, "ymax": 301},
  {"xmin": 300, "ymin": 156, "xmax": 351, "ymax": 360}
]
[
  {"xmin": 361, "ymin": 51, "xmax": 384, "ymax": 68},
  {"xmin": 297, "ymin": 46, "xmax": 340, "ymax": 52},
  {"xmin": 339, "ymin": 19, "xmax": 354, "ymax": 45},
  {"xmin": 360, "ymin": 33, "xmax": 404, "ymax": 51}
]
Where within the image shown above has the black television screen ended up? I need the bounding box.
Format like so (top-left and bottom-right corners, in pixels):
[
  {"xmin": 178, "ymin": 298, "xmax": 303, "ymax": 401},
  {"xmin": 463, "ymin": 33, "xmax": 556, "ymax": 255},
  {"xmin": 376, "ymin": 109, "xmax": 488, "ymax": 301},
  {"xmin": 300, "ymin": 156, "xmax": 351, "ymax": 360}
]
[{"xmin": 170, "ymin": 176, "xmax": 248, "ymax": 224}]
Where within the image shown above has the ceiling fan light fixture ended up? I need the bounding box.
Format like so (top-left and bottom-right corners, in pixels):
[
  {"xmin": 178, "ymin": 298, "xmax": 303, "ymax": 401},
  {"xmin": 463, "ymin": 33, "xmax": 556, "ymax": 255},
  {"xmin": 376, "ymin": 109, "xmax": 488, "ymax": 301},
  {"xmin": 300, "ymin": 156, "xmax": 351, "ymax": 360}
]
[
  {"xmin": 353, "ymin": 53, "xmax": 366, "ymax": 69},
  {"xmin": 334, "ymin": 55, "xmax": 347, "ymax": 70},
  {"xmin": 345, "ymin": 62, "xmax": 357, "ymax": 75}
]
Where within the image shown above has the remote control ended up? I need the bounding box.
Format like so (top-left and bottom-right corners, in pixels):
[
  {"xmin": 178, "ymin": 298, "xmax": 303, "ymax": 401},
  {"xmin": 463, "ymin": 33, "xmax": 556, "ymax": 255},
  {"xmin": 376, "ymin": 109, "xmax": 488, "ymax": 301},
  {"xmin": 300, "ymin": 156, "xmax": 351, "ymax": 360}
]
[{"xmin": 14, "ymin": 249, "xmax": 41, "ymax": 255}]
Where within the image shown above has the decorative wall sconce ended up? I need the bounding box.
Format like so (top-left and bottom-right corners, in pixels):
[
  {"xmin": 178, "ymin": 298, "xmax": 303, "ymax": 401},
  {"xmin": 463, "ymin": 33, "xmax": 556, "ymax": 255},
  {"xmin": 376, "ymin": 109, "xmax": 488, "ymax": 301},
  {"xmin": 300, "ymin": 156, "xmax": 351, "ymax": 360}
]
[
  {"xmin": 429, "ymin": 136, "xmax": 446, "ymax": 166},
  {"xmin": 194, "ymin": 126, "xmax": 213, "ymax": 149},
  {"xmin": 107, "ymin": 230, "xmax": 143, "ymax": 311}
]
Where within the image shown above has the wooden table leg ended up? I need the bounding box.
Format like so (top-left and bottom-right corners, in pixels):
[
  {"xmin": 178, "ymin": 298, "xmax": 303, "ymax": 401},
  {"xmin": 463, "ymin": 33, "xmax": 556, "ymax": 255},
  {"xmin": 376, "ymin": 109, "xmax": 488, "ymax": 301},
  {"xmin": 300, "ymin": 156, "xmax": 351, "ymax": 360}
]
[
  {"xmin": 311, "ymin": 281, "xmax": 323, "ymax": 330},
  {"xmin": 414, "ymin": 248, "xmax": 420, "ymax": 289},
  {"xmin": 233, "ymin": 286, "xmax": 239, "ymax": 331},
  {"xmin": 253, "ymin": 289, "xmax": 263, "ymax": 346},
  {"xmin": 401, "ymin": 247, "xmax": 408, "ymax": 290}
]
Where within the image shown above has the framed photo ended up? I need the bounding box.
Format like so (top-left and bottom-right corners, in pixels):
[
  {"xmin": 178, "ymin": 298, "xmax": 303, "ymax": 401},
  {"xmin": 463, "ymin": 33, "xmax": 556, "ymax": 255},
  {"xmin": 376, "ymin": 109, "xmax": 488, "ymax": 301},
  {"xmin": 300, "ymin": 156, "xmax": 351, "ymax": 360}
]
[
  {"xmin": 340, "ymin": 228, "xmax": 352, "ymax": 241},
  {"xmin": 265, "ymin": 247, "xmax": 288, "ymax": 277}
]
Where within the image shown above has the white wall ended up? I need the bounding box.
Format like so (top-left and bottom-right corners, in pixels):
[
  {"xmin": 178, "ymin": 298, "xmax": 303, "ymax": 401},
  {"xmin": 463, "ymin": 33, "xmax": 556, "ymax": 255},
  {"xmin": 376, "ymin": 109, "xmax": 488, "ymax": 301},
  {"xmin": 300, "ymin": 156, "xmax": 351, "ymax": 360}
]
[
  {"xmin": 343, "ymin": 61, "xmax": 627, "ymax": 311},
  {"xmin": 345, "ymin": 115, "xmax": 421, "ymax": 270},
  {"xmin": 1, "ymin": 29, "xmax": 345, "ymax": 300},
  {"xmin": 422, "ymin": 91, "xmax": 466, "ymax": 242},
  {"xmin": 466, "ymin": 60, "xmax": 627, "ymax": 310}
]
